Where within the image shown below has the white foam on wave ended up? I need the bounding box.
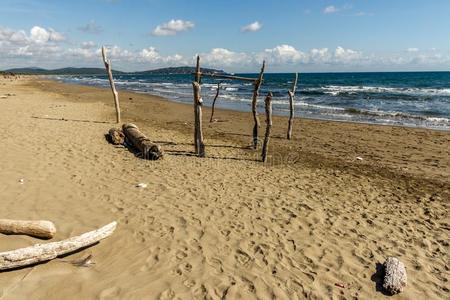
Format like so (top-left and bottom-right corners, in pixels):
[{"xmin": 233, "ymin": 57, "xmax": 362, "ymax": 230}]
[{"xmin": 311, "ymin": 85, "xmax": 450, "ymax": 97}]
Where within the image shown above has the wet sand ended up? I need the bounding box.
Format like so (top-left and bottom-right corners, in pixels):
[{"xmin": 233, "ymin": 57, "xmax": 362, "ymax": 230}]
[{"xmin": 0, "ymin": 77, "xmax": 449, "ymax": 299}]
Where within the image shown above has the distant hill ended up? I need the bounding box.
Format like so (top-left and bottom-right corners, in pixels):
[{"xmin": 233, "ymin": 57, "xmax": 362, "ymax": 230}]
[
  {"xmin": 133, "ymin": 66, "xmax": 226, "ymax": 75},
  {"xmin": 3, "ymin": 66, "xmax": 226, "ymax": 75},
  {"xmin": 3, "ymin": 67, "xmax": 123, "ymax": 75}
]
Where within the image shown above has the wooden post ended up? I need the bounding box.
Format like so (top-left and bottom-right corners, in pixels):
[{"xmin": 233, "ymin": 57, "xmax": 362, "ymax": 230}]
[
  {"xmin": 193, "ymin": 56, "xmax": 205, "ymax": 157},
  {"xmin": 210, "ymin": 81, "xmax": 222, "ymax": 122},
  {"xmin": 261, "ymin": 92, "xmax": 273, "ymax": 162},
  {"xmin": 287, "ymin": 73, "xmax": 298, "ymax": 140},
  {"xmin": 102, "ymin": 46, "xmax": 121, "ymax": 124},
  {"xmin": 252, "ymin": 61, "xmax": 265, "ymax": 149}
]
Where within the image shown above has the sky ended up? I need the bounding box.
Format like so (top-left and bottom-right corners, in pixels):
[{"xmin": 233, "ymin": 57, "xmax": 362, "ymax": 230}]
[{"xmin": 1, "ymin": 0, "xmax": 450, "ymax": 72}]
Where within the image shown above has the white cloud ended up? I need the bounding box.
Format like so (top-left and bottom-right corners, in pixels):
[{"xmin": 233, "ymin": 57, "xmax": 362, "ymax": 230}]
[
  {"xmin": 152, "ymin": 19, "xmax": 194, "ymax": 36},
  {"xmin": 241, "ymin": 21, "xmax": 262, "ymax": 32},
  {"xmin": 81, "ymin": 41, "xmax": 96, "ymax": 49},
  {"xmin": 309, "ymin": 48, "xmax": 331, "ymax": 63},
  {"xmin": 2, "ymin": 26, "xmax": 450, "ymax": 72},
  {"xmin": 258, "ymin": 44, "xmax": 306, "ymax": 64},
  {"xmin": 199, "ymin": 48, "xmax": 251, "ymax": 68},
  {"xmin": 334, "ymin": 46, "xmax": 361, "ymax": 62},
  {"xmin": 29, "ymin": 27, "xmax": 65, "ymax": 43},
  {"xmin": 324, "ymin": 5, "xmax": 338, "ymax": 14},
  {"xmin": 0, "ymin": 26, "xmax": 65, "ymax": 45},
  {"xmin": 78, "ymin": 21, "xmax": 103, "ymax": 34}
]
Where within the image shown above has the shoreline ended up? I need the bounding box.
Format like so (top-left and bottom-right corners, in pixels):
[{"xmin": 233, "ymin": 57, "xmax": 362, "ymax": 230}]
[
  {"xmin": 51, "ymin": 75, "xmax": 450, "ymax": 132},
  {"xmin": 31, "ymin": 78, "xmax": 450, "ymax": 185},
  {"xmin": 53, "ymin": 76, "xmax": 450, "ymax": 132},
  {"xmin": 1, "ymin": 77, "xmax": 449, "ymax": 299}
]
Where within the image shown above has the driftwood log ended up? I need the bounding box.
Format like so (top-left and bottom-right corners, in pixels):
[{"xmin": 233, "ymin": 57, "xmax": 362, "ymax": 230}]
[
  {"xmin": 209, "ymin": 82, "xmax": 222, "ymax": 122},
  {"xmin": 287, "ymin": 73, "xmax": 298, "ymax": 140},
  {"xmin": 383, "ymin": 257, "xmax": 407, "ymax": 294},
  {"xmin": 102, "ymin": 46, "xmax": 121, "ymax": 124},
  {"xmin": 192, "ymin": 56, "xmax": 205, "ymax": 157},
  {"xmin": 251, "ymin": 61, "xmax": 265, "ymax": 149},
  {"xmin": 122, "ymin": 123, "xmax": 163, "ymax": 160},
  {"xmin": 108, "ymin": 128, "xmax": 125, "ymax": 145},
  {"xmin": 0, "ymin": 221, "xmax": 116, "ymax": 271},
  {"xmin": 261, "ymin": 92, "xmax": 273, "ymax": 162},
  {"xmin": 0, "ymin": 219, "xmax": 56, "ymax": 239}
]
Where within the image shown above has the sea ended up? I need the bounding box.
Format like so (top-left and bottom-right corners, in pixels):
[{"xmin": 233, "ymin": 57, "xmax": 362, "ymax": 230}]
[{"xmin": 54, "ymin": 71, "xmax": 450, "ymax": 130}]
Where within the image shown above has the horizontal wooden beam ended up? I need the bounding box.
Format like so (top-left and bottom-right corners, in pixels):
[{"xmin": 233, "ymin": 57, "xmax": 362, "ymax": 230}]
[{"xmin": 194, "ymin": 73, "xmax": 260, "ymax": 82}]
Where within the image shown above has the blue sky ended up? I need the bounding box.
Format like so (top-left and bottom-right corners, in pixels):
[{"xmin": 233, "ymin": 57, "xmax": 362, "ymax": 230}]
[{"xmin": 0, "ymin": 0, "xmax": 449, "ymax": 72}]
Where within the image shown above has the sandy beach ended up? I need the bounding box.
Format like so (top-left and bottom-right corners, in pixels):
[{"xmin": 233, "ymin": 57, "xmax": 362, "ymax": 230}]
[{"xmin": 0, "ymin": 77, "xmax": 449, "ymax": 299}]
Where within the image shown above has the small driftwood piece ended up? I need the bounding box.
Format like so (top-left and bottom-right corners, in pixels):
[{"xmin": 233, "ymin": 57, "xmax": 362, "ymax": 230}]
[
  {"xmin": 0, "ymin": 219, "xmax": 56, "ymax": 239},
  {"xmin": 261, "ymin": 92, "xmax": 273, "ymax": 162},
  {"xmin": 102, "ymin": 46, "xmax": 121, "ymax": 124},
  {"xmin": 383, "ymin": 257, "xmax": 407, "ymax": 295},
  {"xmin": 287, "ymin": 73, "xmax": 298, "ymax": 140},
  {"xmin": 122, "ymin": 123, "xmax": 163, "ymax": 160},
  {"xmin": 108, "ymin": 128, "xmax": 125, "ymax": 145},
  {"xmin": 192, "ymin": 56, "xmax": 205, "ymax": 157},
  {"xmin": 210, "ymin": 82, "xmax": 222, "ymax": 122},
  {"xmin": 252, "ymin": 61, "xmax": 265, "ymax": 149},
  {"xmin": 0, "ymin": 221, "xmax": 117, "ymax": 271}
]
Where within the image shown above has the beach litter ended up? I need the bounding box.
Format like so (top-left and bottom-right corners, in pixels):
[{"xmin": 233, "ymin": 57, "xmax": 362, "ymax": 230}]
[
  {"xmin": 18, "ymin": 178, "xmax": 24, "ymax": 184},
  {"xmin": 136, "ymin": 183, "xmax": 148, "ymax": 189},
  {"xmin": 334, "ymin": 282, "xmax": 347, "ymax": 289},
  {"xmin": 356, "ymin": 157, "xmax": 364, "ymax": 161}
]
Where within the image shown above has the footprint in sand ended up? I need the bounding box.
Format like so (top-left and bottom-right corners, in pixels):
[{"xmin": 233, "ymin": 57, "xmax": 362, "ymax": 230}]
[
  {"xmin": 159, "ymin": 289, "xmax": 177, "ymax": 300},
  {"xmin": 99, "ymin": 286, "xmax": 121, "ymax": 299},
  {"xmin": 235, "ymin": 249, "xmax": 252, "ymax": 267}
]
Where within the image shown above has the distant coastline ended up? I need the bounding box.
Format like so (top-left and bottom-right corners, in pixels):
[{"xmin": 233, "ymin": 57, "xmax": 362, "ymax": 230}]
[{"xmin": 1, "ymin": 66, "xmax": 227, "ymax": 76}]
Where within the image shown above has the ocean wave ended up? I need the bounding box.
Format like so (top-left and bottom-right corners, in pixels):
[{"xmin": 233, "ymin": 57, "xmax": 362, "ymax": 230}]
[
  {"xmin": 303, "ymin": 85, "xmax": 450, "ymax": 97},
  {"xmin": 53, "ymin": 74, "xmax": 450, "ymax": 130}
]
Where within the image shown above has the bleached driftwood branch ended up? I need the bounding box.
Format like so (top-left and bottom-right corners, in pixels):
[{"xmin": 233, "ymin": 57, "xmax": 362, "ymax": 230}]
[
  {"xmin": 287, "ymin": 73, "xmax": 298, "ymax": 140},
  {"xmin": 383, "ymin": 257, "xmax": 407, "ymax": 294},
  {"xmin": 0, "ymin": 219, "xmax": 56, "ymax": 239},
  {"xmin": 122, "ymin": 123, "xmax": 163, "ymax": 160},
  {"xmin": 252, "ymin": 61, "xmax": 265, "ymax": 149},
  {"xmin": 0, "ymin": 221, "xmax": 117, "ymax": 271},
  {"xmin": 261, "ymin": 92, "xmax": 273, "ymax": 162},
  {"xmin": 102, "ymin": 46, "xmax": 121, "ymax": 124},
  {"xmin": 192, "ymin": 81, "xmax": 205, "ymax": 157},
  {"xmin": 193, "ymin": 56, "xmax": 205, "ymax": 157},
  {"xmin": 210, "ymin": 81, "xmax": 222, "ymax": 122}
]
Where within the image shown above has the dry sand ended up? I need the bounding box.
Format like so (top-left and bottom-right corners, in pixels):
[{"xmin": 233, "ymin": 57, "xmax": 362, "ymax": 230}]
[{"xmin": 0, "ymin": 77, "xmax": 449, "ymax": 299}]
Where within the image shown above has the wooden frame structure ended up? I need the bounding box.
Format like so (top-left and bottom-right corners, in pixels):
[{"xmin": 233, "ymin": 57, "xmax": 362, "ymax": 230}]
[{"xmin": 192, "ymin": 56, "xmax": 266, "ymax": 157}]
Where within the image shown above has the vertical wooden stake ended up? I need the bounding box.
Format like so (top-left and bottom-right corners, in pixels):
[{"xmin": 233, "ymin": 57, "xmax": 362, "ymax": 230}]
[
  {"xmin": 251, "ymin": 61, "xmax": 265, "ymax": 149},
  {"xmin": 287, "ymin": 72, "xmax": 298, "ymax": 140},
  {"xmin": 192, "ymin": 55, "xmax": 205, "ymax": 157},
  {"xmin": 261, "ymin": 92, "xmax": 273, "ymax": 162},
  {"xmin": 102, "ymin": 46, "xmax": 121, "ymax": 124},
  {"xmin": 210, "ymin": 81, "xmax": 222, "ymax": 122}
]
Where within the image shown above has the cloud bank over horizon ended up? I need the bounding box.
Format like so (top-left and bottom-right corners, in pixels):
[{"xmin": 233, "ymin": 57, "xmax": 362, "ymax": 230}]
[{"xmin": 0, "ymin": 24, "xmax": 449, "ymax": 73}]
